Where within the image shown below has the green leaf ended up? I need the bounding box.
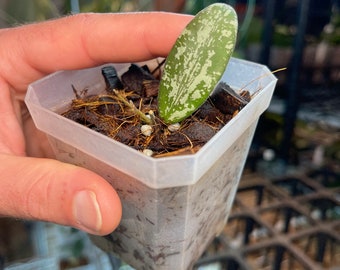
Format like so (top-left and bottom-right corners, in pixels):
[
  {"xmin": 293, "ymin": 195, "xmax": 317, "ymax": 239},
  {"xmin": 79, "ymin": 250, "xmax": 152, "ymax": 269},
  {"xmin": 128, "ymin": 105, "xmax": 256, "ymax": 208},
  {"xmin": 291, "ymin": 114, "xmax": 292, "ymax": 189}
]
[{"xmin": 158, "ymin": 3, "xmax": 238, "ymax": 124}]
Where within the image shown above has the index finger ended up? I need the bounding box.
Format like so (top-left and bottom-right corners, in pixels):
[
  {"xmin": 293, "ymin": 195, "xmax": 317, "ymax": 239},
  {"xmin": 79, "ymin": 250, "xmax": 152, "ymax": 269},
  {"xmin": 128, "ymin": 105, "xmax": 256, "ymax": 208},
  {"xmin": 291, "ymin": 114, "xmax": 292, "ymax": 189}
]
[{"xmin": 0, "ymin": 12, "xmax": 193, "ymax": 91}]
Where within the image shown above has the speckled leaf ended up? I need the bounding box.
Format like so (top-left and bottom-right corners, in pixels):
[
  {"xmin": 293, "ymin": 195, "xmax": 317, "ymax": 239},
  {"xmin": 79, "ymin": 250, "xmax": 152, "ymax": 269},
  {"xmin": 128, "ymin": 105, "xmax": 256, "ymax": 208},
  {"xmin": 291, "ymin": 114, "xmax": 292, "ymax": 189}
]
[{"xmin": 158, "ymin": 3, "xmax": 238, "ymax": 124}]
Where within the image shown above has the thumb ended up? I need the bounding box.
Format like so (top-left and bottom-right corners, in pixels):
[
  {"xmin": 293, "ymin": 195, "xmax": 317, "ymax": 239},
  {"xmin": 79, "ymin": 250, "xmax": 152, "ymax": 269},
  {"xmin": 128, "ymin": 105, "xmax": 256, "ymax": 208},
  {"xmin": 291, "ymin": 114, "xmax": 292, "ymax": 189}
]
[{"xmin": 0, "ymin": 154, "xmax": 122, "ymax": 235}]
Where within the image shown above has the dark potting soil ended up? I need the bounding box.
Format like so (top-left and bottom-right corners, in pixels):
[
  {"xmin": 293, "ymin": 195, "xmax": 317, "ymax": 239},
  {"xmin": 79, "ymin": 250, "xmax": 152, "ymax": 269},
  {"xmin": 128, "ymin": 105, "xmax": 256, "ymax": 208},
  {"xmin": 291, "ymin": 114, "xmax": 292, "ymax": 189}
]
[{"xmin": 62, "ymin": 63, "xmax": 251, "ymax": 157}]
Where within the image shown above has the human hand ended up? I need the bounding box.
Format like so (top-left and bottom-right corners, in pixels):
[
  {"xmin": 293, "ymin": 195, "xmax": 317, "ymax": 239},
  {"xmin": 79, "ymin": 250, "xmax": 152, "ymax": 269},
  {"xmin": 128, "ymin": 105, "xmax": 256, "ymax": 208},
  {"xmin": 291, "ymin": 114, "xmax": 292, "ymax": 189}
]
[{"xmin": 0, "ymin": 12, "xmax": 192, "ymax": 235}]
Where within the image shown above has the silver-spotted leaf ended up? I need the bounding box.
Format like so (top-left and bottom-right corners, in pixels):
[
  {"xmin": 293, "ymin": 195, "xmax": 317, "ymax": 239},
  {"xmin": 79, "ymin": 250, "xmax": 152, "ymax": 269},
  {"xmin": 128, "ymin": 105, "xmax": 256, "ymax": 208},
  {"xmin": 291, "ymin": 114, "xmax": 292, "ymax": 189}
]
[{"xmin": 158, "ymin": 3, "xmax": 238, "ymax": 124}]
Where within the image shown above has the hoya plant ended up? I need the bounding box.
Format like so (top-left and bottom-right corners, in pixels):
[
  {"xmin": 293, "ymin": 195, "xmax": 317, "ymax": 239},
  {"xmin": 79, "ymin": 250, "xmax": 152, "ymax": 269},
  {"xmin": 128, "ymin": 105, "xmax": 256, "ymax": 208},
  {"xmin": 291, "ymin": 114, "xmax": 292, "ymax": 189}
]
[
  {"xmin": 61, "ymin": 3, "xmax": 239, "ymax": 157},
  {"xmin": 158, "ymin": 3, "xmax": 238, "ymax": 124}
]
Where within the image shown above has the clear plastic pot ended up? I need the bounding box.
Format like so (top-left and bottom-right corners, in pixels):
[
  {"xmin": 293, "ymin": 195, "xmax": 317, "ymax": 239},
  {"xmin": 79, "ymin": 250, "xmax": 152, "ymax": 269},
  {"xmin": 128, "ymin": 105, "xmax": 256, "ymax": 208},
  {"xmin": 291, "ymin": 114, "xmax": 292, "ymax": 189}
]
[{"xmin": 25, "ymin": 58, "xmax": 277, "ymax": 269}]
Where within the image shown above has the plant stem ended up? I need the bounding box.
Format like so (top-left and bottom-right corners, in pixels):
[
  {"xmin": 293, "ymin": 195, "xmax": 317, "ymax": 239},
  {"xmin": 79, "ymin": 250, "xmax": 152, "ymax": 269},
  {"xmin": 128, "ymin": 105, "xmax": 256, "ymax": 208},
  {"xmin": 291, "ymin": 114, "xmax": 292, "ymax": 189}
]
[{"xmin": 113, "ymin": 90, "xmax": 153, "ymax": 125}]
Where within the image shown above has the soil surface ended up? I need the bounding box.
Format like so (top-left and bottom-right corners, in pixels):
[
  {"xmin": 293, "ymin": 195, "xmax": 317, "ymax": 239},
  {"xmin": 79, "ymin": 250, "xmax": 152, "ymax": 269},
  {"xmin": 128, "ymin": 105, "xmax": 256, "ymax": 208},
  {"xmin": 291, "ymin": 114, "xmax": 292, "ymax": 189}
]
[{"xmin": 62, "ymin": 63, "xmax": 251, "ymax": 157}]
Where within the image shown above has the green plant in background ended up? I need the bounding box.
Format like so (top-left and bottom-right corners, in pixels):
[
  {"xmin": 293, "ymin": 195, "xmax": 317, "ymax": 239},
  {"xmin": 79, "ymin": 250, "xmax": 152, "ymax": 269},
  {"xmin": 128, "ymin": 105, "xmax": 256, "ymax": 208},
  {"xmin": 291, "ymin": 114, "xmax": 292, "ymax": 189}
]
[
  {"xmin": 322, "ymin": 7, "xmax": 340, "ymax": 45},
  {"xmin": 0, "ymin": 0, "xmax": 154, "ymax": 27},
  {"xmin": 0, "ymin": 0, "xmax": 61, "ymax": 26},
  {"xmin": 272, "ymin": 24, "xmax": 294, "ymax": 47},
  {"xmin": 73, "ymin": 0, "xmax": 153, "ymax": 13},
  {"xmin": 158, "ymin": 3, "xmax": 238, "ymax": 123}
]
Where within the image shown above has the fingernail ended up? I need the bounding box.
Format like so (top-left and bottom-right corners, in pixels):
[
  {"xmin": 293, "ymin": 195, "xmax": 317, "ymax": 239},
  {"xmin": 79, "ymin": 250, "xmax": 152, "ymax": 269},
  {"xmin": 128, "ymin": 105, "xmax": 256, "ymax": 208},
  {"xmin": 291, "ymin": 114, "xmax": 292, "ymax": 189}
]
[{"xmin": 73, "ymin": 190, "xmax": 102, "ymax": 233}]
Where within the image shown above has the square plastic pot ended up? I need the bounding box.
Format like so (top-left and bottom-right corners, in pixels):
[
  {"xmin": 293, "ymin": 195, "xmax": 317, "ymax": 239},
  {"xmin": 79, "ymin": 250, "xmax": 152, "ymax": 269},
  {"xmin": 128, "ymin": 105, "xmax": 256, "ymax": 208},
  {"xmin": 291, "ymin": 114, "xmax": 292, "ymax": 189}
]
[{"xmin": 25, "ymin": 58, "xmax": 277, "ymax": 270}]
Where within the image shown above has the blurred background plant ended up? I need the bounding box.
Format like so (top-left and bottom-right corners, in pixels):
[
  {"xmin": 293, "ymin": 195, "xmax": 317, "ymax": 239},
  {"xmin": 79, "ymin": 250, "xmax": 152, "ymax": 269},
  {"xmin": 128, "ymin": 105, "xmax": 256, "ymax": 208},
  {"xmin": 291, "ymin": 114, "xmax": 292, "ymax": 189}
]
[
  {"xmin": 0, "ymin": 0, "xmax": 151, "ymax": 27},
  {"xmin": 0, "ymin": 0, "xmax": 61, "ymax": 26}
]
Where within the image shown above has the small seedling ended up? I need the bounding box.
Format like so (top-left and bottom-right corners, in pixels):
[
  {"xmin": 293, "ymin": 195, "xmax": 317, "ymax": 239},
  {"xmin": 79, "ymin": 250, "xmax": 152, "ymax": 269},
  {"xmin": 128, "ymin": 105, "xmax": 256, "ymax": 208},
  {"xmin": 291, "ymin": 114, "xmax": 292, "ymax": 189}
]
[{"xmin": 158, "ymin": 3, "xmax": 238, "ymax": 124}]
